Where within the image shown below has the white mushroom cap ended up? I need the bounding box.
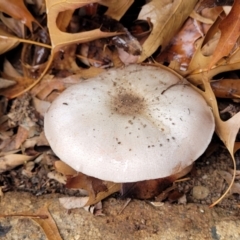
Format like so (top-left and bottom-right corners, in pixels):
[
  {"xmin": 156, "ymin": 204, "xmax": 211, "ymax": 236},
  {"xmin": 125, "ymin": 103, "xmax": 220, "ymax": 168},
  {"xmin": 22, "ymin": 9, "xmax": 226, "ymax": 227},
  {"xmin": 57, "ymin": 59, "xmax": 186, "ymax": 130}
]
[{"xmin": 44, "ymin": 65, "xmax": 215, "ymax": 183}]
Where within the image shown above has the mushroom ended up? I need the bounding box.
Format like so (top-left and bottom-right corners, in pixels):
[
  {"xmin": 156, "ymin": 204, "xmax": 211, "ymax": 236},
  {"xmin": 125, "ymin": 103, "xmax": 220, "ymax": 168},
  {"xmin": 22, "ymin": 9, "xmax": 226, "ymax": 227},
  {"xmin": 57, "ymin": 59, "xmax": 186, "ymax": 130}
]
[{"xmin": 44, "ymin": 64, "xmax": 215, "ymax": 183}]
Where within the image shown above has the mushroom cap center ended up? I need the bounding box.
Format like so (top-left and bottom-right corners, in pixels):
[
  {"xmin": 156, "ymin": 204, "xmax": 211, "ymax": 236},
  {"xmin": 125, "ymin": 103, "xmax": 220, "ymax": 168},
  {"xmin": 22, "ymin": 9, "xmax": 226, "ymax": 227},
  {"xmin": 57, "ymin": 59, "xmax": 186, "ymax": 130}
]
[{"xmin": 112, "ymin": 88, "xmax": 145, "ymax": 115}]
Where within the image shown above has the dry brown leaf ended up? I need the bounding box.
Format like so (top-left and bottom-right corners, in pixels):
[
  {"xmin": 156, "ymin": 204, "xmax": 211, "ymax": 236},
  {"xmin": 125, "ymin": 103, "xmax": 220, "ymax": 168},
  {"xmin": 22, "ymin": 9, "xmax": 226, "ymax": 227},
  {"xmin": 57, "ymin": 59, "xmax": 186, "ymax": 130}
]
[
  {"xmin": 32, "ymin": 204, "xmax": 63, "ymax": 240},
  {"xmin": 9, "ymin": 0, "xmax": 122, "ymax": 98},
  {"xmin": 122, "ymin": 178, "xmax": 173, "ymax": 199},
  {"xmin": 22, "ymin": 132, "xmax": 49, "ymax": 149},
  {"xmin": 59, "ymin": 196, "xmax": 89, "ymax": 210},
  {"xmin": 0, "ymin": 75, "xmax": 34, "ymax": 99},
  {"xmin": 190, "ymin": 11, "xmax": 214, "ymax": 24},
  {"xmin": 0, "ymin": 0, "xmax": 39, "ymax": 31},
  {"xmin": 156, "ymin": 18, "xmax": 203, "ymax": 70},
  {"xmin": 201, "ymin": 32, "xmax": 220, "ymax": 56},
  {"xmin": 46, "ymin": 0, "xmax": 122, "ymax": 51},
  {"xmin": 0, "ymin": 25, "xmax": 50, "ymax": 51},
  {"xmin": 195, "ymin": 74, "xmax": 240, "ymax": 206},
  {"xmin": 15, "ymin": 125, "xmax": 29, "ymax": 149},
  {"xmin": 30, "ymin": 68, "xmax": 105, "ymax": 101},
  {"xmin": 234, "ymin": 142, "xmax": 240, "ymax": 153},
  {"xmin": 0, "ymin": 78, "xmax": 16, "ymax": 89},
  {"xmin": 0, "ymin": 26, "xmax": 20, "ymax": 54},
  {"xmin": 196, "ymin": 0, "xmax": 233, "ymax": 11},
  {"xmin": 209, "ymin": 0, "xmax": 240, "ymax": 69},
  {"xmin": 0, "ymin": 12, "xmax": 25, "ymax": 38},
  {"xmin": 47, "ymin": 171, "xmax": 66, "ymax": 184},
  {"xmin": 121, "ymin": 165, "xmax": 192, "ymax": 199},
  {"xmin": 0, "ymin": 205, "xmax": 63, "ymax": 239},
  {"xmin": 0, "ymin": 154, "xmax": 36, "ymax": 173},
  {"xmin": 32, "ymin": 97, "xmax": 51, "ymax": 116},
  {"xmin": 100, "ymin": 0, "xmax": 134, "ymax": 20},
  {"xmin": 66, "ymin": 173, "xmax": 121, "ymax": 206},
  {"xmin": 56, "ymin": 9, "xmax": 74, "ymax": 32},
  {"xmin": 187, "ymin": 45, "xmax": 240, "ymax": 85},
  {"xmin": 54, "ymin": 160, "xmax": 78, "ymax": 176},
  {"xmin": 211, "ymin": 79, "xmax": 240, "ymax": 98},
  {"xmin": 137, "ymin": 0, "xmax": 198, "ymax": 62},
  {"xmin": 3, "ymin": 59, "xmax": 22, "ymax": 78},
  {"xmin": 218, "ymin": 170, "xmax": 240, "ymax": 195}
]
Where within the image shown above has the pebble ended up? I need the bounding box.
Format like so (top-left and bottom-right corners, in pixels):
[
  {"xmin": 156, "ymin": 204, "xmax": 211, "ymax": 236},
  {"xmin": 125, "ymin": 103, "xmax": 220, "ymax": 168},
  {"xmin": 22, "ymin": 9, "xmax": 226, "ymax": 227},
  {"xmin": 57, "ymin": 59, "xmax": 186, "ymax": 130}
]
[{"xmin": 192, "ymin": 186, "xmax": 210, "ymax": 200}]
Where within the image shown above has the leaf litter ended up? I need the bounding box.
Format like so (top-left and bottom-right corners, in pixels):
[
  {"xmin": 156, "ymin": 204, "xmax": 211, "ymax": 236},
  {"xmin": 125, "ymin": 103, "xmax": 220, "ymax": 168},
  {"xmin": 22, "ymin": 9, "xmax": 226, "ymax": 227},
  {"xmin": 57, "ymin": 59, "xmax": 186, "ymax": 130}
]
[{"xmin": 1, "ymin": 0, "xmax": 240, "ymax": 239}]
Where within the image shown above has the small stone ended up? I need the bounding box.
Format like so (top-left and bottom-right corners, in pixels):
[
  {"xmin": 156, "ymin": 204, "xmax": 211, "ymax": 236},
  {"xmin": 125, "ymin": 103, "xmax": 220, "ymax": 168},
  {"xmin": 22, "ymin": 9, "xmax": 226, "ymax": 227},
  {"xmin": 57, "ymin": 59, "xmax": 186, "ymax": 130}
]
[{"xmin": 192, "ymin": 186, "xmax": 210, "ymax": 200}]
